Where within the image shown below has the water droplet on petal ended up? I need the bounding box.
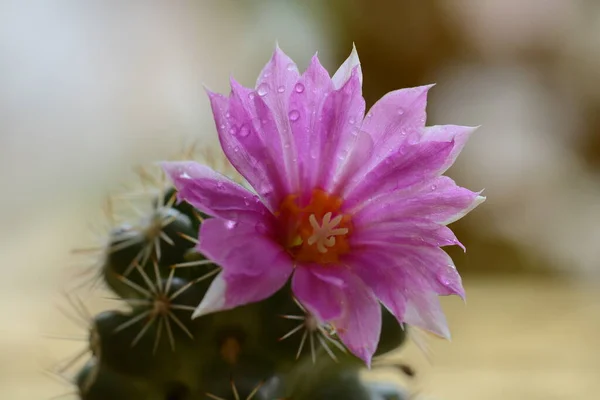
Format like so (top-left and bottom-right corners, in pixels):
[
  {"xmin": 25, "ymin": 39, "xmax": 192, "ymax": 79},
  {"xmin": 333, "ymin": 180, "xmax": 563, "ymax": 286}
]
[
  {"xmin": 219, "ymin": 124, "xmax": 225, "ymax": 129},
  {"xmin": 397, "ymin": 107, "xmax": 405, "ymax": 115},
  {"xmin": 294, "ymin": 83, "xmax": 305, "ymax": 93},
  {"xmin": 248, "ymin": 92, "xmax": 255, "ymax": 100},
  {"xmin": 225, "ymin": 112, "xmax": 231, "ymax": 118},
  {"xmin": 216, "ymin": 181, "xmax": 224, "ymax": 189},
  {"xmin": 257, "ymin": 83, "xmax": 269, "ymax": 97},
  {"xmin": 277, "ymin": 85, "xmax": 285, "ymax": 93},
  {"xmin": 228, "ymin": 126, "xmax": 237, "ymax": 135},
  {"xmin": 233, "ymin": 146, "xmax": 240, "ymax": 153},
  {"xmin": 225, "ymin": 220, "xmax": 238, "ymax": 229},
  {"xmin": 289, "ymin": 110, "xmax": 300, "ymax": 121},
  {"xmin": 348, "ymin": 117, "xmax": 356, "ymax": 124},
  {"xmin": 239, "ymin": 124, "xmax": 250, "ymax": 137},
  {"xmin": 286, "ymin": 63, "xmax": 296, "ymax": 71},
  {"xmin": 430, "ymin": 184, "xmax": 437, "ymax": 191},
  {"xmin": 366, "ymin": 112, "xmax": 373, "ymax": 119}
]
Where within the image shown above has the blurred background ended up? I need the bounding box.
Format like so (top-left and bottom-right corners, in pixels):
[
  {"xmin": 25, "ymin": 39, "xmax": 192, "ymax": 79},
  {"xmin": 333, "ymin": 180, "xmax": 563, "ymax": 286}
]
[{"xmin": 1, "ymin": 0, "xmax": 599, "ymax": 399}]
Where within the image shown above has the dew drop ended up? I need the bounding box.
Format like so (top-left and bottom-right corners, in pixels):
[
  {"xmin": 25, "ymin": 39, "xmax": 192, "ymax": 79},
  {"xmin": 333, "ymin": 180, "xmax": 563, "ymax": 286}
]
[
  {"xmin": 239, "ymin": 124, "xmax": 250, "ymax": 137},
  {"xmin": 225, "ymin": 112, "xmax": 231, "ymax": 118},
  {"xmin": 277, "ymin": 85, "xmax": 285, "ymax": 93},
  {"xmin": 397, "ymin": 107, "xmax": 405, "ymax": 115},
  {"xmin": 225, "ymin": 220, "xmax": 238, "ymax": 229},
  {"xmin": 430, "ymin": 184, "xmax": 437, "ymax": 191},
  {"xmin": 294, "ymin": 83, "xmax": 305, "ymax": 93},
  {"xmin": 286, "ymin": 63, "xmax": 296, "ymax": 71},
  {"xmin": 289, "ymin": 110, "xmax": 300, "ymax": 121},
  {"xmin": 248, "ymin": 92, "xmax": 255, "ymax": 100},
  {"xmin": 234, "ymin": 146, "xmax": 240, "ymax": 153},
  {"xmin": 228, "ymin": 126, "xmax": 237, "ymax": 135},
  {"xmin": 348, "ymin": 117, "xmax": 356, "ymax": 124},
  {"xmin": 216, "ymin": 181, "xmax": 224, "ymax": 189},
  {"xmin": 257, "ymin": 83, "xmax": 269, "ymax": 97}
]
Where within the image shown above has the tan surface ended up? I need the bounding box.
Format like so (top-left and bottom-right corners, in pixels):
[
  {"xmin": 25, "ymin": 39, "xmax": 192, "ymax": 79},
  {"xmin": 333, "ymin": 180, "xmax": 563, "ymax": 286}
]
[{"xmin": 1, "ymin": 263, "xmax": 599, "ymax": 399}]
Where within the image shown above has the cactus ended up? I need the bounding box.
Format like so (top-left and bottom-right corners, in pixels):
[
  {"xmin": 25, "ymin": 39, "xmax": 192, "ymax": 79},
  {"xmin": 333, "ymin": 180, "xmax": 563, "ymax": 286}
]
[{"xmin": 58, "ymin": 159, "xmax": 412, "ymax": 400}]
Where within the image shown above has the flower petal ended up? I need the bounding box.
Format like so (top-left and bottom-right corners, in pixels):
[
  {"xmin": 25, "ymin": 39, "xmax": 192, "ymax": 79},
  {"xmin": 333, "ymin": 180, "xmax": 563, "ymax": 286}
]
[
  {"xmin": 351, "ymin": 218, "xmax": 463, "ymax": 250},
  {"xmin": 362, "ymin": 84, "xmax": 433, "ymax": 149},
  {"xmin": 351, "ymin": 176, "xmax": 484, "ymax": 226},
  {"xmin": 343, "ymin": 140, "xmax": 455, "ymax": 208},
  {"xmin": 332, "ymin": 44, "xmax": 362, "ymax": 89},
  {"xmin": 207, "ymin": 86, "xmax": 288, "ymax": 210},
  {"xmin": 254, "ymin": 45, "xmax": 300, "ymax": 192},
  {"xmin": 292, "ymin": 265, "xmax": 344, "ymax": 321},
  {"xmin": 256, "ymin": 44, "xmax": 300, "ymax": 99},
  {"xmin": 289, "ymin": 54, "xmax": 334, "ymax": 200},
  {"xmin": 403, "ymin": 291, "xmax": 450, "ymax": 339},
  {"xmin": 345, "ymin": 84, "xmax": 432, "ymax": 186},
  {"xmin": 349, "ymin": 243, "xmax": 465, "ymax": 300},
  {"xmin": 345, "ymin": 250, "xmax": 408, "ymax": 327},
  {"xmin": 345, "ymin": 244, "xmax": 460, "ymax": 338},
  {"xmin": 422, "ymin": 125, "xmax": 478, "ymax": 173},
  {"xmin": 162, "ymin": 161, "xmax": 272, "ymax": 225},
  {"xmin": 193, "ymin": 218, "xmax": 293, "ymax": 317},
  {"xmin": 293, "ymin": 265, "xmax": 381, "ymax": 366},
  {"xmin": 315, "ymin": 68, "xmax": 366, "ymax": 192},
  {"xmin": 331, "ymin": 269, "xmax": 381, "ymax": 367}
]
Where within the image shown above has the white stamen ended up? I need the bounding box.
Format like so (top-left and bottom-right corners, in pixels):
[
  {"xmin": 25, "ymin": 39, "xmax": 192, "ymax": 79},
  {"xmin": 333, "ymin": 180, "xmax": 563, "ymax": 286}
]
[{"xmin": 307, "ymin": 212, "xmax": 348, "ymax": 253}]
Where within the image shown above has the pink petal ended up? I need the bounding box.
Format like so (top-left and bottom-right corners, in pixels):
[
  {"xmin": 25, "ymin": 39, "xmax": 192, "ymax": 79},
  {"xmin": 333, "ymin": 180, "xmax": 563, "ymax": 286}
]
[
  {"xmin": 349, "ymin": 243, "xmax": 465, "ymax": 300},
  {"xmin": 162, "ymin": 161, "xmax": 273, "ymax": 226},
  {"xmin": 345, "ymin": 245, "xmax": 461, "ymax": 338},
  {"xmin": 332, "ymin": 44, "xmax": 363, "ymax": 89},
  {"xmin": 256, "ymin": 44, "xmax": 300, "ymax": 98},
  {"xmin": 315, "ymin": 68, "xmax": 366, "ymax": 192},
  {"xmin": 207, "ymin": 86, "xmax": 288, "ymax": 210},
  {"xmin": 360, "ymin": 84, "xmax": 433, "ymax": 166},
  {"xmin": 289, "ymin": 54, "xmax": 334, "ymax": 200},
  {"xmin": 343, "ymin": 140, "xmax": 455, "ymax": 208},
  {"xmin": 422, "ymin": 125, "xmax": 478, "ymax": 173},
  {"xmin": 291, "ymin": 265, "xmax": 344, "ymax": 321},
  {"xmin": 351, "ymin": 218, "xmax": 463, "ymax": 250},
  {"xmin": 345, "ymin": 250, "xmax": 408, "ymax": 326},
  {"xmin": 193, "ymin": 218, "xmax": 293, "ymax": 317},
  {"xmin": 254, "ymin": 45, "xmax": 300, "ymax": 191},
  {"xmin": 351, "ymin": 176, "xmax": 484, "ymax": 226},
  {"xmin": 331, "ymin": 269, "xmax": 381, "ymax": 367},
  {"xmin": 293, "ymin": 265, "xmax": 381, "ymax": 366},
  {"xmin": 404, "ymin": 291, "xmax": 450, "ymax": 339}
]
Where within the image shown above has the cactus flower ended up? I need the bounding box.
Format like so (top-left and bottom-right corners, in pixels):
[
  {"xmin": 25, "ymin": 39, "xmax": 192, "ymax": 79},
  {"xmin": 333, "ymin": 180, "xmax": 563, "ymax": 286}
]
[{"xmin": 163, "ymin": 45, "xmax": 484, "ymax": 366}]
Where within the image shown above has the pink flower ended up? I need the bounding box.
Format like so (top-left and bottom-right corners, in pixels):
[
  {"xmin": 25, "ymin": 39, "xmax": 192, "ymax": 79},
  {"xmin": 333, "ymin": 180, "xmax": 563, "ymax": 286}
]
[{"xmin": 162, "ymin": 45, "xmax": 484, "ymax": 366}]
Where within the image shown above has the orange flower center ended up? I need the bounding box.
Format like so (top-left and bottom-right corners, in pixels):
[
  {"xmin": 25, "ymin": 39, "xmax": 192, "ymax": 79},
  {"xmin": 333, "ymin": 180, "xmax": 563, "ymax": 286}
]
[{"xmin": 276, "ymin": 189, "xmax": 351, "ymax": 264}]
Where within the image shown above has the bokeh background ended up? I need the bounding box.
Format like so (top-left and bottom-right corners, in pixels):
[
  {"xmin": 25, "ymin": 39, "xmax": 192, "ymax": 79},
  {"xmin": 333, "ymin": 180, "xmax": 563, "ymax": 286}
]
[{"xmin": 1, "ymin": 1, "xmax": 599, "ymax": 399}]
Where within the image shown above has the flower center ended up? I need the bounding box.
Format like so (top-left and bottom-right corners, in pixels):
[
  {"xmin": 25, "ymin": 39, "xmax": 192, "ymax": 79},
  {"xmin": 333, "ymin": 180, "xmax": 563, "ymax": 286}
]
[{"xmin": 277, "ymin": 189, "xmax": 351, "ymax": 264}]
